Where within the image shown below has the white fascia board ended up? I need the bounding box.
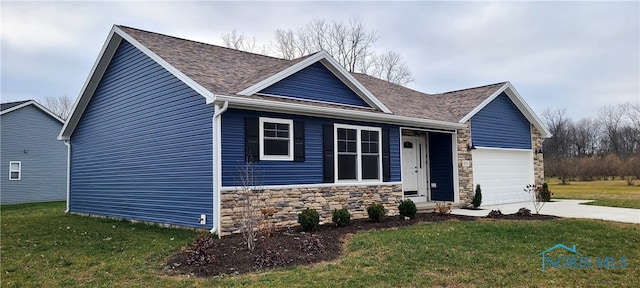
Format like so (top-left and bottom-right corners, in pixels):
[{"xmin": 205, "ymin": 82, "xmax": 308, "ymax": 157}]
[
  {"xmin": 59, "ymin": 26, "xmax": 122, "ymax": 140},
  {"xmin": 113, "ymin": 26, "xmax": 216, "ymax": 102},
  {"xmin": 237, "ymin": 52, "xmax": 326, "ymax": 95},
  {"xmin": 502, "ymin": 83, "xmax": 552, "ymax": 138},
  {"xmin": 215, "ymin": 95, "xmax": 465, "ymax": 130},
  {"xmin": 1, "ymin": 101, "xmax": 64, "ymax": 124},
  {"xmin": 237, "ymin": 50, "xmax": 392, "ymax": 114},
  {"xmin": 458, "ymin": 82, "xmax": 552, "ymax": 138},
  {"xmin": 30, "ymin": 101, "xmax": 66, "ymax": 123},
  {"xmin": 58, "ymin": 25, "xmax": 217, "ymax": 140}
]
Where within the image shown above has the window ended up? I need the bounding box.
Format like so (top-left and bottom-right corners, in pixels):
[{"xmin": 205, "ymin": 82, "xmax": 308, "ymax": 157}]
[
  {"xmin": 335, "ymin": 124, "xmax": 382, "ymax": 181},
  {"xmin": 9, "ymin": 161, "xmax": 21, "ymax": 180},
  {"xmin": 259, "ymin": 117, "xmax": 294, "ymax": 161}
]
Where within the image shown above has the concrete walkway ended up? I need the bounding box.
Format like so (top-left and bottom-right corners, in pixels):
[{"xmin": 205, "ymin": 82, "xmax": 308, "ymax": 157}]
[{"xmin": 451, "ymin": 199, "xmax": 640, "ymax": 224}]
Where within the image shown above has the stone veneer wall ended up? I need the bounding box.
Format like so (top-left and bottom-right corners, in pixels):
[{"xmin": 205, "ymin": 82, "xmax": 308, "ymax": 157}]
[
  {"xmin": 456, "ymin": 123, "xmax": 474, "ymax": 207},
  {"xmin": 531, "ymin": 125, "xmax": 545, "ymax": 185},
  {"xmin": 219, "ymin": 184, "xmax": 402, "ymax": 236}
]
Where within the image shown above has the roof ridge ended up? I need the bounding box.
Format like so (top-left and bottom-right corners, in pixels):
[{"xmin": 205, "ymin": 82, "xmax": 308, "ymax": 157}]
[
  {"xmin": 440, "ymin": 82, "xmax": 507, "ymax": 95},
  {"xmin": 116, "ymin": 25, "xmax": 290, "ymax": 62}
]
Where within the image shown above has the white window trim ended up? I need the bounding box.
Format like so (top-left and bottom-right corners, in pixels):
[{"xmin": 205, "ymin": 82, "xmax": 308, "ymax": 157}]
[
  {"xmin": 259, "ymin": 117, "xmax": 294, "ymax": 161},
  {"xmin": 334, "ymin": 124, "xmax": 383, "ymax": 183},
  {"xmin": 9, "ymin": 161, "xmax": 21, "ymax": 181}
]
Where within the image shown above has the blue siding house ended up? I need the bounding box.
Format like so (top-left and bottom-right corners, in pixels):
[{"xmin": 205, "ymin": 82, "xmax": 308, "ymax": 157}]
[
  {"xmin": 60, "ymin": 26, "xmax": 551, "ymax": 235},
  {"xmin": 1, "ymin": 100, "xmax": 67, "ymax": 204}
]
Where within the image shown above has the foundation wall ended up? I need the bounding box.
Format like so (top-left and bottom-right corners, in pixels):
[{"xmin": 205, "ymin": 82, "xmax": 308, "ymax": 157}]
[{"xmin": 219, "ymin": 184, "xmax": 402, "ymax": 235}]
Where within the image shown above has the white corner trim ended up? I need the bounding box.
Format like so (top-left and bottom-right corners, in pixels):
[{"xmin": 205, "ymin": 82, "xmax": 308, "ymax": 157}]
[
  {"xmin": 237, "ymin": 50, "xmax": 392, "ymax": 114},
  {"xmin": 458, "ymin": 82, "xmax": 552, "ymax": 138},
  {"xmin": 1, "ymin": 100, "xmax": 65, "ymax": 124}
]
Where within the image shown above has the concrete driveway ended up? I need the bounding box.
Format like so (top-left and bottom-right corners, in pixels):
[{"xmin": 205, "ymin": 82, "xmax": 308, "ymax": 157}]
[{"xmin": 452, "ymin": 199, "xmax": 640, "ymax": 224}]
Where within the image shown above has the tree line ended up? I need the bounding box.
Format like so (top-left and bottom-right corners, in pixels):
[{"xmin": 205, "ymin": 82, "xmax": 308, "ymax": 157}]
[
  {"xmin": 222, "ymin": 17, "xmax": 414, "ymax": 86},
  {"xmin": 541, "ymin": 102, "xmax": 640, "ymax": 184}
]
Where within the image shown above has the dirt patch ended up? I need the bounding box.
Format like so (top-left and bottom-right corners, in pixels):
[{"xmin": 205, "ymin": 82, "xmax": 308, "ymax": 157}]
[{"xmin": 165, "ymin": 212, "xmax": 556, "ymax": 277}]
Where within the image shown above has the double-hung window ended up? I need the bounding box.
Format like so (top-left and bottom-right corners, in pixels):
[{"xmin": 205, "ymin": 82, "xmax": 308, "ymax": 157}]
[
  {"xmin": 259, "ymin": 117, "xmax": 294, "ymax": 161},
  {"xmin": 335, "ymin": 124, "xmax": 382, "ymax": 181},
  {"xmin": 9, "ymin": 161, "xmax": 21, "ymax": 180}
]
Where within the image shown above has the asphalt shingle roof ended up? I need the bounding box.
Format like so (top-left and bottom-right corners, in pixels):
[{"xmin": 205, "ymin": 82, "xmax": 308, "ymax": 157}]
[{"xmin": 119, "ymin": 26, "xmax": 505, "ymax": 123}]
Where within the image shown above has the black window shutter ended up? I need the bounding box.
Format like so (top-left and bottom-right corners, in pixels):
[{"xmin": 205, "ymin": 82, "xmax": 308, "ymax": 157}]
[
  {"xmin": 322, "ymin": 124, "xmax": 334, "ymax": 183},
  {"xmin": 294, "ymin": 121, "xmax": 305, "ymax": 162},
  {"xmin": 245, "ymin": 117, "xmax": 259, "ymax": 162},
  {"xmin": 382, "ymin": 127, "xmax": 391, "ymax": 182}
]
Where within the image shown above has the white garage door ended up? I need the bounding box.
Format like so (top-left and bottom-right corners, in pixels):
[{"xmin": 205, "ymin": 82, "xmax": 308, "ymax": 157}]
[{"xmin": 472, "ymin": 148, "xmax": 534, "ymax": 205}]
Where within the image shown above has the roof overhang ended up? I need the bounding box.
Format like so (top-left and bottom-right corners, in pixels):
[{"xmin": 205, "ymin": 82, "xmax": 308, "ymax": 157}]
[
  {"xmin": 237, "ymin": 50, "xmax": 392, "ymax": 114},
  {"xmin": 458, "ymin": 82, "xmax": 552, "ymax": 138},
  {"xmin": 1, "ymin": 100, "xmax": 65, "ymax": 124},
  {"xmin": 213, "ymin": 95, "xmax": 465, "ymax": 130},
  {"xmin": 58, "ymin": 25, "xmax": 216, "ymax": 140}
]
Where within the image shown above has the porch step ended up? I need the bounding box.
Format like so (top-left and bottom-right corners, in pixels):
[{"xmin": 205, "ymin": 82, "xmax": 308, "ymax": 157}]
[{"xmin": 415, "ymin": 202, "xmax": 460, "ymax": 213}]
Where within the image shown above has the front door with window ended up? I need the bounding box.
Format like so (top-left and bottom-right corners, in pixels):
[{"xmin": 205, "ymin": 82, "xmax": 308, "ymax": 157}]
[{"xmin": 402, "ymin": 136, "xmax": 428, "ymax": 202}]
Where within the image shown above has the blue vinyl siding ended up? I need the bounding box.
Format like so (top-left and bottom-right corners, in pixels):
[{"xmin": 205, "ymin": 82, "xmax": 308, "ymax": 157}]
[
  {"xmin": 69, "ymin": 40, "xmax": 214, "ymax": 228},
  {"xmin": 221, "ymin": 109, "xmax": 400, "ymax": 186},
  {"xmin": 259, "ymin": 62, "xmax": 370, "ymax": 107},
  {"xmin": 0, "ymin": 106, "xmax": 67, "ymax": 204},
  {"xmin": 470, "ymin": 93, "xmax": 531, "ymax": 149},
  {"xmin": 428, "ymin": 132, "xmax": 454, "ymax": 201}
]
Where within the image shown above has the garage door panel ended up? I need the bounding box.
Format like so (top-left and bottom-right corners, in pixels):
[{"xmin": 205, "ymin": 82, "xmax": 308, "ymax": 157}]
[{"xmin": 472, "ymin": 149, "xmax": 534, "ymax": 205}]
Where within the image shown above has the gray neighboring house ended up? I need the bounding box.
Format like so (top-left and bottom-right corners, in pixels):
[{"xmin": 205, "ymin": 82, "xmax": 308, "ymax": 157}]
[{"xmin": 1, "ymin": 100, "xmax": 67, "ymax": 204}]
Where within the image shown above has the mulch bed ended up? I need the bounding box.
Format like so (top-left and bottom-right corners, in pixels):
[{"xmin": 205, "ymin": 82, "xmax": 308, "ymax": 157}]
[{"xmin": 165, "ymin": 212, "xmax": 557, "ymax": 277}]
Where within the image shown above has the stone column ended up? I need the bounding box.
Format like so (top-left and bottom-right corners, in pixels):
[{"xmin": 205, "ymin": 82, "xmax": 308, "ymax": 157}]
[{"xmin": 456, "ymin": 123, "xmax": 474, "ymax": 207}]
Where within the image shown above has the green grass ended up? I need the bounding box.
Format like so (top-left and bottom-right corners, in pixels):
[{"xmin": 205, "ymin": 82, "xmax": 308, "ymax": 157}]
[
  {"xmin": 547, "ymin": 178, "xmax": 640, "ymax": 209},
  {"xmin": 2, "ymin": 202, "xmax": 639, "ymax": 287}
]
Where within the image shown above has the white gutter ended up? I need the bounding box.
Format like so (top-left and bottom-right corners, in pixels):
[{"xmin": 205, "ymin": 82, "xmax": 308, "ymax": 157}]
[
  {"xmin": 216, "ymin": 95, "xmax": 465, "ymax": 130},
  {"xmin": 211, "ymin": 101, "xmax": 228, "ymax": 237},
  {"xmin": 63, "ymin": 141, "xmax": 71, "ymax": 212}
]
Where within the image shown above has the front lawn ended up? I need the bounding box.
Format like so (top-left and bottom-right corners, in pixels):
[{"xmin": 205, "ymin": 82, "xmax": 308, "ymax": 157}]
[
  {"xmin": 2, "ymin": 202, "xmax": 639, "ymax": 287},
  {"xmin": 547, "ymin": 178, "xmax": 640, "ymax": 209}
]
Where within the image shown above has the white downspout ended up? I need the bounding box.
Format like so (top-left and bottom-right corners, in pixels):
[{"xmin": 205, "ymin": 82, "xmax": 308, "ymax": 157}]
[
  {"xmin": 63, "ymin": 140, "xmax": 71, "ymax": 212},
  {"xmin": 211, "ymin": 101, "xmax": 228, "ymax": 237}
]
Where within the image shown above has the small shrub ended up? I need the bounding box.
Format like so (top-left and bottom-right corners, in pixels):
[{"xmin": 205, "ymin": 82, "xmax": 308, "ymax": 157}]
[
  {"xmin": 185, "ymin": 234, "xmax": 215, "ymax": 266},
  {"xmin": 435, "ymin": 202, "xmax": 452, "ymax": 215},
  {"xmin": 366, "ymin": 203, "xmax": 386, "ymax": 222},
  {"xmin": 487, "ymin": 210, "xmax": 503, "ymax": 218},
  {"xmin": 332, "ymin": 208, "xmax": 351, "ymax": 227},
  {"xmin": 472, "ymin": 184, "xmax": 482, "ymax": 208},
  {"xmin": 516, "ymin": 207, "xmax": 532, "ymax": 217},
  {"xmin": 299, "ymin": 235, "xmax": 326, "ymax": 254},
  {"xmin": 254, "ymin": 249, "xmax": 285, "ymax": 268},
  {"xmin": 398, "ymin": 199, "xmax": 418, "ymax": 219},
  {"xmin": 298, "ymin": 208, "xmax": 320, "ymax": 232},
  {"xmin": 539, "ymin": 183, "xmax": 553, "ymax": 202}
]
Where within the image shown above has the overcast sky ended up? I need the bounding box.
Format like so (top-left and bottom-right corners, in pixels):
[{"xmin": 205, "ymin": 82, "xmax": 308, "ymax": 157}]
[{"xmin": 2, "ymin": 1, "xmax": 638, "ymax": 120}]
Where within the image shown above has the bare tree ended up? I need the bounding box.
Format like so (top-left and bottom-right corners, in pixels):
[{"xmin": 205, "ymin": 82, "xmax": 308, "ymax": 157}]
[
  {"xmin": 368, "ymin": 51, "xmax": 414, "ymax": 86},
  {"xmin": 598, "ymin": 104, "xmax": 626, "ymax": 156},
  {"xmin": 541, "ymin": 108, "xmax": 573, "ymax": 157},
  {"xmin": 221, "ymin": 29, "xmax": 258, "ymax": 53},
  {"xmin": 43, "ymin": 95, "xmax": 73, "ymax": 120},
  {"xmin": 235, "ymin": 159, "xmax": 263, "ymax": 250},
  {"xmin": 570, "ymin": 118, "xmax": 600, "ymax": 156},
  {"xmin": 222, "ymin": 17, "xmax": 413, "ymax": 86}
]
